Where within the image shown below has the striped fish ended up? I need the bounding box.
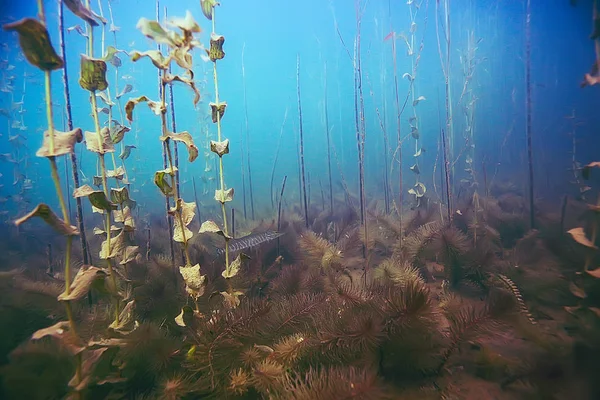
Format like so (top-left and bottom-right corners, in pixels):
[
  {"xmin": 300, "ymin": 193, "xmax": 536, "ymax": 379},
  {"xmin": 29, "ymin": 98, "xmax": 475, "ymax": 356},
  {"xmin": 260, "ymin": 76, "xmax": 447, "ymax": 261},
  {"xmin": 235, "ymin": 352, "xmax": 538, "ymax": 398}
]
[{"xmin": 216, "ymin": 231, "xmax": 284, "ymax": 256}]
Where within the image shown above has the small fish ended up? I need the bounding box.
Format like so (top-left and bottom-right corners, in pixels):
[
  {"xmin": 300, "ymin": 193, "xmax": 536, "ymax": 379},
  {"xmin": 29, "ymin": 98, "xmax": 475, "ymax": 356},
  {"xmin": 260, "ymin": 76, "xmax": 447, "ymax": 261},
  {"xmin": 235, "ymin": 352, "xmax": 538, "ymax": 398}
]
[
  {"xmin": 383, "ymin": 31, "xmax": 395, "ymax": 42},
  {"xmin": 216, "ymin": 231, "xmax": 285, "ymax": 256}
]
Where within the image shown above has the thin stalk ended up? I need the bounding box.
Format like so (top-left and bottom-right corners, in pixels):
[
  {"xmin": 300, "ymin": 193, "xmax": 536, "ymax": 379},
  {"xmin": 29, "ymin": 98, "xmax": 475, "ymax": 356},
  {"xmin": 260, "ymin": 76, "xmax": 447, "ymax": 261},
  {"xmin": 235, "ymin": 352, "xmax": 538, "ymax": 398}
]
[
  {"xmin": 525, "ymin": 0, "xmax": 535, "ymax": 229},
  {"xmin": 391, "ymin": 19, "xmax": 403, "ymax": 229},
  {"xmin": 212, "ymin": 9, "xmax": 232, "ymax": 278},
  {"xmin": 39, "ymin": 0, "xmax": 82, "ymax": 393},
  {"xmin": 324, "ymin": 62, "xmax": 334, "ymax": 212},
  {"xmin": 296, "ymin": 55, "xmax": 309, "ymax": 229},
  {"xmin": 441, "ymin": 128, "xmax": 452, "ymax": 221},
  {"xmin": 59, "ymin": 0, "xmax": 89, "ymax": 266},
  {"xmin": 270, "ymin": 107, "xmax": 289, "ymax": 210},
  {"xmin": 241, "ymin": 43, "xmax": 255, "ymax": 220},
  {"xmin": 277, "ymin": 175, "xmax": 287, "ymax": 256}
]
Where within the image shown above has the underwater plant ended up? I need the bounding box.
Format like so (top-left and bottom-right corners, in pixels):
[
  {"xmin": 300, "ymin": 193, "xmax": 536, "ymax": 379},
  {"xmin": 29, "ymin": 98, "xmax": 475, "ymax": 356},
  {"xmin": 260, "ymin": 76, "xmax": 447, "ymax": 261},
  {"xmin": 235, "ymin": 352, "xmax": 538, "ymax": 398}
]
[{"xmin": 126, "ymin": 9, "xmax": 203, "ymax": 307}]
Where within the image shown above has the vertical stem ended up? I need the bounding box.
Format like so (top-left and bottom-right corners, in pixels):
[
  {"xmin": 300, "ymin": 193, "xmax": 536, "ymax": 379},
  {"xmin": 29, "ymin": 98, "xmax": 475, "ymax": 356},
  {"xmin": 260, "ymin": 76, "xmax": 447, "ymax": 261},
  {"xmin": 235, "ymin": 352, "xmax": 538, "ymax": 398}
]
[
  {"xmin": 324, "ymin": 62, "xmax": 334, "ymax": 212},
  {"xmin": 277, "ymin": 175, "xmax": 287, "ymax": 256},
  {"xmin": 441, "ymin": 129, "xmax": 452, "ymax": 221},
  {"xmin": 525, "ymin": 0, "xmax": 535, "ymax": 229},
  {"xmin": 297, "ymin": 55, "xmax": 309, "ymax": 229},
  {"xmin": 59, "ymin": 0, "xmax": 89, "ymax": 266},
  {"xmin": 241, "ymin": 43, "xmax": 255, "ymax": 220}
]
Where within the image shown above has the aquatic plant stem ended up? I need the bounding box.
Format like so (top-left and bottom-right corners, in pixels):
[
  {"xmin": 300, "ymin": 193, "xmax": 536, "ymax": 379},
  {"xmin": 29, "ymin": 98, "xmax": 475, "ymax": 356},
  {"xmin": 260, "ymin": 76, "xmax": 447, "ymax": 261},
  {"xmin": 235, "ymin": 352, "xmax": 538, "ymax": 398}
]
[
  {"xmin": 525, "ymin": 0, "xmax": 535, "ymax": 229},
  {"xmin": 85, "ymin": 0, "xmax": 119, "ymax": 324},
  {"xmin": 38, "ymin": 1, "xmax": 82, "ymax": 394},
  {"xmin": 59, "ymin": 0, "xmax": 89, "ymax": 266},
  {"xmin": 241, "ymin": 43, "xmax": 255, "ymax": 220},
  {"xmin": 324, "ymin": 62, "xmax": 334, "ymax": 212},
  {"xmin": 296, "ymin": 55, "xmax": 309, "ymax": 229},
  {"xmin": 211, "ymin": 9, "xmax": 232, "ymax": 278},
  {"xmin": 277, "ymin": 175, "xmax": 287, "ymax": 256}
]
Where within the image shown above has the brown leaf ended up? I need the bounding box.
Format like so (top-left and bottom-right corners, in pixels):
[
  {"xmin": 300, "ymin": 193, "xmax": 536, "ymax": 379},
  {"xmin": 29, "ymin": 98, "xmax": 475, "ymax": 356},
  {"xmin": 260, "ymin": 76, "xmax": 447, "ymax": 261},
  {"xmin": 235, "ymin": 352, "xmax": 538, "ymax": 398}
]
[
  {"xmin": 160, "ymin": 131, "xmax": 199, "ymax": 162},
  {"xmin": 14, "ymin": 203, "xmax": 79, "ymax": 236},
  {"xmin": 164, "ymin": 74, "xmax": 200, "ymax": 105},
  {"xmin": 569, "ymin": 282, "xmax": 587, "ymax": 299},
  {"xmin": 68, "ymin": 348, "xmax": 108, "ymax": 391},
  {"xmin": 567, "ymin": 227, "xmax": 598, "ymax": 249},
  {"xmin": 210, "ymin": 139, "xmax": 229, "ymax": 157},
  {"xmin": 582, "ymin": 161, "xmax": 600, "ymax": 180},
  {"xmin": 85, "ymin": 127, "xmax": 114, "ymax": 154},
  {"xmin": 125, "ymin": 95, "xmax": 164, "ymax": 123},
  {"xmin": 100, "ymin": 229, "xmax": 127, "ymax": 260},
  {"xmin": 586, "ymin": 268, "xmax": 600, "ymax": 278},
  {"xmin": 36, "ymin": 128, "xmax": 83, "ymax": 158},
  {"xmin": 210, "ymin": 101, "xmax": 227, "ymax": 123},
  {"xmin": 31, "ymin": 321, "xmax": 85, "ymax": 356},
  {"xmin": 2, "ymin": 18, "xmax": 63, "ymax": 71},
  {"xmin": 131, "ymin": 50, "xmax": 170, "ymax": 69},
  {"xmin": 58, "ymin": 266, "xmax": 107, "ymax": 301},
  {"xmin": 64, "ymin": 0, "xmax": 100, "ymax": 27}
]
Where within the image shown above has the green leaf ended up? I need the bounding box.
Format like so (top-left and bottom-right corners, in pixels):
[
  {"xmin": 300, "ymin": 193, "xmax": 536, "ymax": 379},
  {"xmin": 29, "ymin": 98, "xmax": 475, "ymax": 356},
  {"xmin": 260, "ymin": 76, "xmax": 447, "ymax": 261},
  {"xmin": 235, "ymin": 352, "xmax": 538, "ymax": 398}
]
[
  {"xmin": 14, "ymin": 203, "xmax": 79, "ymax": 236},
  {"xmin": 135, "ymin": 17, "xmax": 182, "ymax": 47},
  {"xmin": 73, "ymin": 185, "xmax": 118, "ymax": 211},
  {"xmin": 2, "ymin": 18, "xmax": 64, "ymax": 71},
  {"xmin": 160, "ymin": 130, "xmax": 199, "ymax": 162},
  {"xmin": 154, "ymin": 167, "xmax": 177, "ymax": 197},
  {"xmin": 110, "ymin": 187, "xmax": 130, "ymax": 205},
  {"xmin": 79, "ymin": 55, "xmax": 108, "ymax": 92},
  {"xmin": 110, "ymin": 124, "xmax": 130, "ymax": 145},
  {"xmin": 201, "ymin": 0, "xmax": 219, "ymax": 21}
]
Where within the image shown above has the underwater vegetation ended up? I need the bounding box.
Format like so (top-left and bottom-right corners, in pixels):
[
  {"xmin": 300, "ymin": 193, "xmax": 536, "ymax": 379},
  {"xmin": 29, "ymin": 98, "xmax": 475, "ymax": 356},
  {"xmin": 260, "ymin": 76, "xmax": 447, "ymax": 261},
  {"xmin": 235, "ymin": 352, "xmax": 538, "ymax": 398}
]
[{"xmin": 0, "ymin": 0, "xmax": 598, "ymax": 399}]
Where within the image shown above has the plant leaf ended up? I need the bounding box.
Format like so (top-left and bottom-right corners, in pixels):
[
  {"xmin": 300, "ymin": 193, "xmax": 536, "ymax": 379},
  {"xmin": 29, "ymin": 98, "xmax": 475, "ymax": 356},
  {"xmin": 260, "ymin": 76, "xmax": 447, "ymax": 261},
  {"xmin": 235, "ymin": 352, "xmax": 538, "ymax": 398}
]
[
  {"xmin": 31, "ymin": 321, "xmax": 85, "ymax": 356},
  {"xmin": 164, "ymin": 74, "xmax": 200, "ymax": 105},
  {"xmin": 85, "ymin": 127, "xmax": 114, "ymax": 154},
  {"xmin": 109, "ymin": 124, "xmax": 130, "ymax": 145},
  {"xmin": 79, "ymin": 55, "xmax": 108, "ymax": 92},
  {"xmin": 58, "ymin": 266, "xmax": 107, "ymax": 301},
  {"xmin": 220, "ymin": 290, "xmax": 243, "ymax": 308},
  {"xmin": 100, "ymin": 229, "xmax": 126, "ymax": 259},
  {"xmin": 586, "ymin": 268, "xmax": 600, "ymax": 278},
  {"xmin": 96, "ymin": 91, "xmax": 115, "ymax": 106},
  {"xmin": 179, "ymin": 264, "xmax": 206, "ymax": 300},
  {"xmin": 210, "ymin": 139, "xmax": 229, "ymax": 157},
  {"xmin": 136, "ymin": 17, "xmax": 181, "ymax": 47},
  {"xmin": 125, "ymin": 95, "xmax": 164, "ymax": 123},
  {"xmin": 222, "ymin": 254, "xmax": 244, "ymax": 279},
  {"xmin": 169, "ymin": 199, "xmax": 196, "ymax": 243},
  {"xmin": 14, "ymin": 203, "xmax": 79, "ymax": 236},
  {"xmin": 569, "ymin": 282, "xmax": 587, "ymax": 299},
  {"xmin": 215, "ymin": 188, "xmax": 234, "ymax": 203},
  {"xmin": 168, "ymin": 11, "xmax": 201, "ymax": 34},
  {"xmin": 73, "ymin": 184, "xmax": 118, "ymax": 211},
  {"xmin": 2, "ymin": 18, "xmax": 63, "ymax": 71},
  {"xmin": 160, "ymin": 130, "xmax": 199, "ymax": 162},
  {"xmin": 116, "ymin": 84, "xmax": 133, "ymax": 99},
  {"xmin": 201, "ymin": 0, "xmax": 219, "ymax": 20},
  {"xmin": 154, "ymin": 167, "xmax": 177, "ymax": 196},
  {"xmin": 412, "ymin": 95, "xmax": 426, "ymax": 106},
  {"xmin": 210, "ymin": 101, "xmax": 227, "ymax": 123},
  {"xmin": 120, "ymin": 246, "xmax": 140, "ymax": 265},
  {"xmin": 130, "ymin": 49, "xmax": 170, "ymax": 69},
  {"xmin": 108, "ymin": 300, "xmax": 137, "ymax": 333},
  {"xmin": 567, "ymin": 227, "xmax": 598, "ymax": 249},
  {"xmin": 582, "ymin": 161, "xmax": 600, "ymax": 180},
  {"xmin": 199, "ymin": 220, "xmax": 231, "ymax": 239},
  {"xmin": 36, "ymin": 128, "xmax": 83, "ymax": 158},
  {"xmin": 63, "ymin": 0, "xmax": 99, "ymax": 26},
  {"xmin": 119, "ymin": 145, "xmax": 136, "ymax": 160},
  {"xmin": 110, "ymin": 187, "xmax": 130, "ymax": 205}
]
